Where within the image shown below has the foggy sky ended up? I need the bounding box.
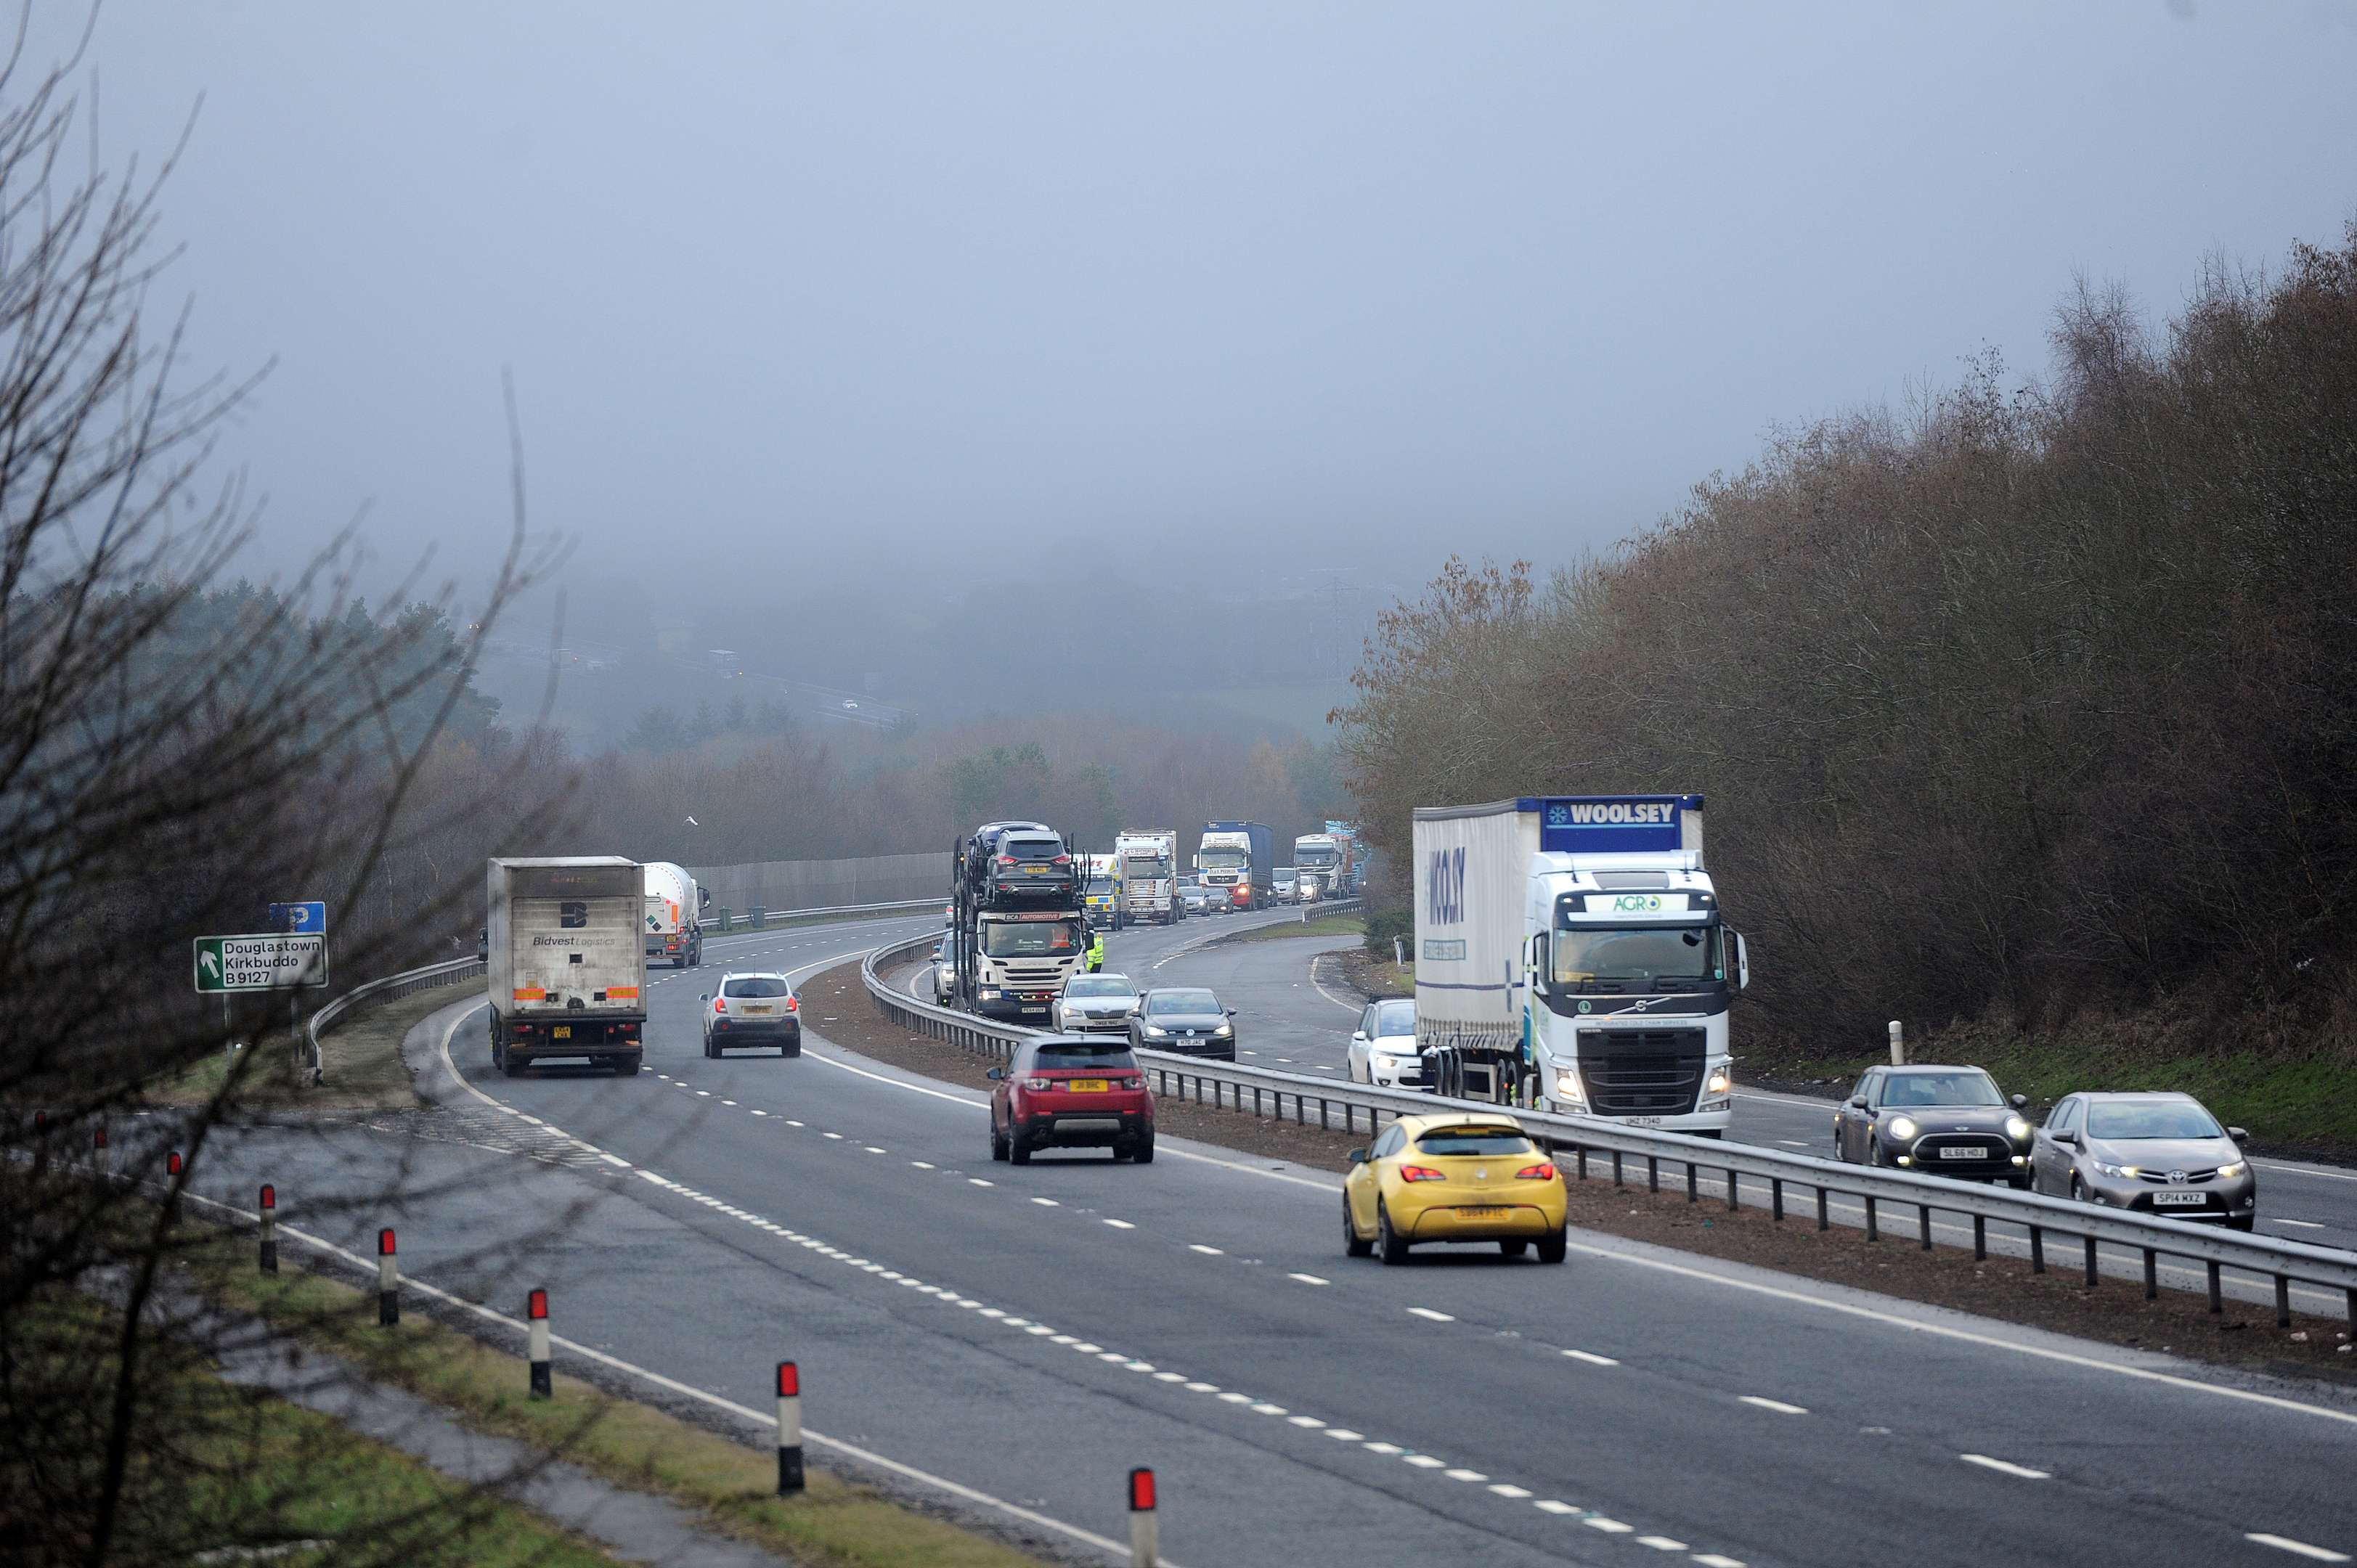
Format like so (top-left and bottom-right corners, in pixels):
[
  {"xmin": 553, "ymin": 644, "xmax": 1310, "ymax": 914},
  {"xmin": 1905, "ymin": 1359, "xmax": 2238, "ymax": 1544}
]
[{"xmin": 48, "ymin": 1, "xmax": 2357, "ymax": 624}]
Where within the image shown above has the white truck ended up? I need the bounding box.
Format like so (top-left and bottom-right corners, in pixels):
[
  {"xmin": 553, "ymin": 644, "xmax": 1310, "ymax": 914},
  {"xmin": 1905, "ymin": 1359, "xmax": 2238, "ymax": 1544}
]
[
  {"xmin": 1411, "ymin": 796, "xmax": 1746, "ymax": 1132},
  {"xmin": 1115, "ymin": 830, "xmax": 1180, "ymax": 926},
  {"xmin": 643, "ymin": 860, "xmax": 708, "ymax": 968},
  {"xmin": 487, "ymin": 856, "xmax": 646, "ymax": 1077},
  {"xmin": 1293, "ymin": 833, "xmax": 1345, "ymax": 901}
]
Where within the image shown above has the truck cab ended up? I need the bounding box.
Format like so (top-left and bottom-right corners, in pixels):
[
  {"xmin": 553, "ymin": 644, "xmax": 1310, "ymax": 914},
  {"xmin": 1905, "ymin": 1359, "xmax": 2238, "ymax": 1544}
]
[{"xmin": 1524, "ymin": 852, "xmax": 1745, "ymax": 1132}]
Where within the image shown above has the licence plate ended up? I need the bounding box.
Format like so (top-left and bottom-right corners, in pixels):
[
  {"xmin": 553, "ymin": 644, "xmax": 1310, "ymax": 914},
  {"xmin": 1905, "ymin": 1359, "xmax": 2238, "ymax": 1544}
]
[
  {"xmin": 1938, "ymin": 1146, "xmax": 1987, "ymax": 1160},
  {"xmin": 1070, "ymin": 1079, "xmax": 1109, "ymax": 1093},
  {"xmin": 744, "ymin": 1005, "xmax": 771, "ymax": 1013},
  {"xmin": 1622, "ymin": 1116, "xmax": 1662, "ymax": 1128},
  {"xmin": 551, "ymin": 1026, "xmax": 571, "ymax": 1039},
  {"xmin": 1457, "ymin": 1206, "xmax": 1509, "ymax": 1219},
  {"xmin": 1025, "ymin": 865, "xmax": 1053, "ymax": 873},
  {"xmin": 2152, "ymin": 1190, "xmax": 2209, "ymax": 1206}
]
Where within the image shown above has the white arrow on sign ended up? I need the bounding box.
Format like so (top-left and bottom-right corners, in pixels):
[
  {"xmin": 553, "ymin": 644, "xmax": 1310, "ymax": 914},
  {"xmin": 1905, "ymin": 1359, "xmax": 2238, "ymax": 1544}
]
[{"xmin": 200, "ymin": 950, "xmax": 221, "ymax": 979}]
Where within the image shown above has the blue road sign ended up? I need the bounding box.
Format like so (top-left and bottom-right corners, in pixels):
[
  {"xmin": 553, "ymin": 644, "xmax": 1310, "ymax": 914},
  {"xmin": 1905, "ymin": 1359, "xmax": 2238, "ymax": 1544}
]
[{"xmin": 269, "ymin": 902, "xmax": 328, "ymax": 935}]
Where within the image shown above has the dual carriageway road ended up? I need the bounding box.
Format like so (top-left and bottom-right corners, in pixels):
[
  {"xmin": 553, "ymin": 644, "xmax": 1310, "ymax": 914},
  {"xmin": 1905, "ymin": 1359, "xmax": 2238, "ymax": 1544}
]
[{"xmin": 192, "ymin": 909, "xmax": 2357, "ymax": 1568}]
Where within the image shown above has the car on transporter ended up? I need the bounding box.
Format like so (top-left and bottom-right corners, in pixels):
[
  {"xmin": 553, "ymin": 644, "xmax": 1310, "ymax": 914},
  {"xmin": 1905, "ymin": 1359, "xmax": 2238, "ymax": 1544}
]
[{"xmin": 700, "ymin": 972, "xmax": 802, "ymax": 1058}]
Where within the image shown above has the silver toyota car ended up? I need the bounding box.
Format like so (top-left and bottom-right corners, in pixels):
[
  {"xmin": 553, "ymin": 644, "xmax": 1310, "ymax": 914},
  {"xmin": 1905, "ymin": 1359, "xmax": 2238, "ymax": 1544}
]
[{"xmin": 2030, "ymin": 1090, "xmax": 2256, "ymax": 1228}]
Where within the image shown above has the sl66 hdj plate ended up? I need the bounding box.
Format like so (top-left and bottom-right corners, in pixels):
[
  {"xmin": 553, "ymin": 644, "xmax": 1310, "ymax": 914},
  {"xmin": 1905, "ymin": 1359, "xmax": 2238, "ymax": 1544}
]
[{"xmin": 1938, "ymin": 1146, "xmax": 1987, "ymax": 1160}]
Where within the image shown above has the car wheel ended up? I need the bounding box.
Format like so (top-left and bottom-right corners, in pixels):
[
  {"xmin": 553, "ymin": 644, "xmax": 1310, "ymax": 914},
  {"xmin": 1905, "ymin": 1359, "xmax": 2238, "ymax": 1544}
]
[
  {"xmin": 1010, "ymin": 1133, "xmax": 1033, "ymax": 1166},
  {"xmin": 1377, "ymin": 1201, "xmax": 1409, "ymax": 1265},
  {"xmin": 783, "ymin": 1040, "xmax": 801, "ymax": 1058},
  {"xmin": 2070, "ymin": 1175, "xmax": 2086, "ymax": 1204},
  {"xmin": 2008, "ymin": 1176, "xmax": 2032, "ymax": 1190},
  {"xmin": 1498, "ymin": 1239, "xmax": 1528, "ymax": 1257},
  {"xmin": 1868, "ymin": 1139, "xmax": 1887, "ymax": 1168},
  {"xmin": 990, "ymin": 1124, "xmax": 1009, "ymax": 1161},
  {"xmin": 1537, "ymin": 1227, "xmax": 1568, "ymax": 1265},
  {"xmin": 1132, "ymin": 1135, "xmax": 1155, "ymax": 1165},
  {"xmin": 1344, "ymin": 1196, "xmax": 1374, "ymax": 1257},
  {"xmin": 2228, "ymin": 1214, "xmax": 2255, "ymax": 1231}
]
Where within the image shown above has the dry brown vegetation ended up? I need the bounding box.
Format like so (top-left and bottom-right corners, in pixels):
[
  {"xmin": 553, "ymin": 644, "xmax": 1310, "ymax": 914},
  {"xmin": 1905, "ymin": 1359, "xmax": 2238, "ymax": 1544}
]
[{"xmin": 1335, "ymin": 229, "xmax": 2357, "ymax": 1079}]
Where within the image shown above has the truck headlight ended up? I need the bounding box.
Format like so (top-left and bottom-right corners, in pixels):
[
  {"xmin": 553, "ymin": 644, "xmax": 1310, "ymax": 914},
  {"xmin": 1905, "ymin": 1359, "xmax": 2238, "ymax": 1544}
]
[
  {"xmin": 980, "ymin": 988, "xmax": 1001, "ymax": 1000},
  {"xmin": 1706, "ymin": 1069, "xmax": 1730, "ymax": 1095},
  {"xmin": 1555, "ymin": 1072, "xmax": 1583, "ymax": 1102}
]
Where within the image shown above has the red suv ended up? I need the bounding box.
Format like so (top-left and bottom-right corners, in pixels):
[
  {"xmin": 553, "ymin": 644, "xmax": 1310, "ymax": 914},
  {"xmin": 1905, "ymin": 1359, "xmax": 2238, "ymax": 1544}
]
[{"xmin": 989, "ymin": 1036, "xmax": 1155, "ymax": 1164}]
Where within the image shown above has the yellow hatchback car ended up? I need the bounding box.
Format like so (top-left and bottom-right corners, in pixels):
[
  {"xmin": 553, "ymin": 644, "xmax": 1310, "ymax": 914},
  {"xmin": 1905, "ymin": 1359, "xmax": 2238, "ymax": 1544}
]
[{"xmin": 1344, "ymin": 1112, "xmax": 1568, "ymax": 1265}]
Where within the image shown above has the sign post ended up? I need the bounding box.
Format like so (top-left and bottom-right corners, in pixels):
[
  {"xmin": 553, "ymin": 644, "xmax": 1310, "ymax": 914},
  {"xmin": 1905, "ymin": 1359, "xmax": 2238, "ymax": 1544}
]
[{"xmin": 196, "ymin": 929, "xmax": 329, "ymax": 1087}]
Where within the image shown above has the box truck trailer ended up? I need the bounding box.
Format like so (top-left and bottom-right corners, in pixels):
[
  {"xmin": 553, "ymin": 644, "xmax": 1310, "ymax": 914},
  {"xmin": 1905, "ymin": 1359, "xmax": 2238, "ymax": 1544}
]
[
  {"xmin": 1410, "ymin": 796, "xmax": 1746, "ymax": 1131},
  {"xmin": 487, "ymin": 856, "xmax": 646, "ymax": 1077}
]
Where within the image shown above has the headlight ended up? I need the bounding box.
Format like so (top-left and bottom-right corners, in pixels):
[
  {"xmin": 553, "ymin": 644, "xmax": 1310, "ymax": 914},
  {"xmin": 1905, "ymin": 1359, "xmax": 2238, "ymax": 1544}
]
[
  {"xmin": 2093, "ymin": 1161, "xmax": 2141, "ymax": 1179},
  {"xmin": 1144, "ymin": 1026, "xmax": 1168, "ymax": 1038},
  {"xmin": 1706, "ymin": 1069, "xmax": 1730, "ymax": 1094},
  {"xmin": 1887, "ymin": 1116, "xmax": 1918, "ymax": 1142},
  {"xmin": 980, "ymin": 987, "xmax": 1001, "ymax": 1000},
  {"xmin": 2005, "ymin": 1116, "xmax": 2032, "ymax": 1140},
  {"xmin": 2215, "ymin": 1160, "xmax": 2247, "ymax": 1179},
  {"xmin": 1372, "ymin": 1053, "xmax": 1401, "ymax": 1069},
  {"xmin": 1555, "ymin": 1072, "xmax": 1583, "ymax": 1101},
  {"xmin": 1214, "ymin": 1023, "xmax": 1232, "ymax": 1036}
]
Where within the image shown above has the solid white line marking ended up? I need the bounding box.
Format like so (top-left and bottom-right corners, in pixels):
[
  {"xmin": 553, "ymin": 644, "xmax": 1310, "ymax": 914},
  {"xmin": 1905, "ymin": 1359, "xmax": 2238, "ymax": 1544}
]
[
  {"xmin": 2270, "ymin": 1219, "xmax": 2327, "ymax": 1230},
  {"xmin": 1739, "ymin": 1396, "xmax": 1807, "ymax": 1416},
  {"xmin": 1104, "ymin": 1219, "xmax": 1135, "ymax": 1229},
  {"xmin": 1408, "ymin": 1307, "xmax": 1455, "ymax": 1323},
  {"xmin": 1563, "ymin": 1349, "xmax": 1619, "ymax": 1366},
  {"xmin": 598, "ymin": 1153, "xmax": 631, "ymax": 1167},
  {"xmin": 2246, "ymin": 1535, "xmax": 2352, "ymax": 1562},
  {"xmin": 1958, "ymin": 1454, "xmax": 2049, "ymax": 1479},
  {"xmin": 1287, "ymin": 1273, "xmax": 1330, "ymax": 1285}
]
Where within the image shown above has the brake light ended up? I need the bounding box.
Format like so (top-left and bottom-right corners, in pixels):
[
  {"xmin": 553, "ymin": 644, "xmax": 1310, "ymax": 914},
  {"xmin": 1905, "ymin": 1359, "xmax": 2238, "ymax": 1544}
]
[
  {"xmin": 786, "ymin": 996, "xmax": 798, "ymax": 1010},
  {"xmin": 714, "ymin": 998, "xmax": 726, "ymax": 1013},
  {"xmin": 998, "ymin": 856, "xmax": 1015, "ymax": 865},
  {"xmin": 1054, "ymin": 854, "xmax": 1070, "ymax": 865},
  {"xmin": 1399, "ymin": 1165, "xmax": 1446, "ymax": 1183},
  {"xmin": 1516, "ymin": 1163, "xmax": 1557, "ymax": 1181},
  {"xmin": 1026, "ymin": 1077, "xmax": 1053, "ymax": 1090}
]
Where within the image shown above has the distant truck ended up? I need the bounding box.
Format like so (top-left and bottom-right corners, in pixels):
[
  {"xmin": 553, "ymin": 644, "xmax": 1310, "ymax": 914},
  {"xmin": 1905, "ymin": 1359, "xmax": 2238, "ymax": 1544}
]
[
  {"xmin": 1115, "ymin": 830, "xmax": 1180, "ymax": 926},
  {"xmin": 1196, "ymin": 821, "xmax": 1274, "ymax": 911},
  {"xmin": 487, "ymin": 857, "xmax": 646, "ymax": 1077},
  {"xmin": 950, "ymin": 824, "xmax": 1088, "ymax": 1021},
  {"xmin": 1410, "ymin": 796, "xmax": 1745, "ymax": 1129},
  {"xmin": 1293, "ymin": 833, "xmax": 1353, "ymax": 901},
  {"xmin": 643, "ymin": 860, "xmax": 708, "ymax": 968}
]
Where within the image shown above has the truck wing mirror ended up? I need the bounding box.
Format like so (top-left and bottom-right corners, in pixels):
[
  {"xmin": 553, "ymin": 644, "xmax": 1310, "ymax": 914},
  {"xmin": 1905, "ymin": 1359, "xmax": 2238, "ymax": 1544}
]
[{"xmin": 1735, "ymin": 932, "xmax": 1750, "ymax": 992}]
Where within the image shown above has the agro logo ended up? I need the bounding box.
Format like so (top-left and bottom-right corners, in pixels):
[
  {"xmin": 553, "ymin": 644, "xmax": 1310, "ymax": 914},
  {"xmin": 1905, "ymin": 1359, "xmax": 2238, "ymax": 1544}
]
[
  {"xmin": 1425, "ymin": 846, "xmax": 1467, "ymax": 925},
  {"xmin": 1608, "ymin": 894, "xmax": 1665, "ymax": 912}
]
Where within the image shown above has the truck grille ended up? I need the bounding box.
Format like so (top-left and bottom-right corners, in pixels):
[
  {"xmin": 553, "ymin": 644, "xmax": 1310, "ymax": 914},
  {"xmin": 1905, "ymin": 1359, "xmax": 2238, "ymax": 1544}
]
[
  {"xmin": 1579, "ymin": 1030, "xmax": 1705, "ymax": 1116},
  {"xmin": 1003, "ymin": 965, "xmax": 1068, "ymax": 984}
]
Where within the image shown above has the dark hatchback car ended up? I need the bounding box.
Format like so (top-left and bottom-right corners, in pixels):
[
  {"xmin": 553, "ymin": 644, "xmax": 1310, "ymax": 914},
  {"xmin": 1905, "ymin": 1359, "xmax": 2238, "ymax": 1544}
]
[
  {"xmin": 982, "ymin": 830, "xmax": 1077, "ymax": 906},
  {"xmin": 1129, "ymin": 987, "xmax": 1236, "ymax": 1059},
  {"xmin": 988, "ymin": 1036, "xmax": 1155, "ymax": 1164},
  {"xmin": 1832, "ymin": 1065, "xmax": 2033, "ymax": 1186}
]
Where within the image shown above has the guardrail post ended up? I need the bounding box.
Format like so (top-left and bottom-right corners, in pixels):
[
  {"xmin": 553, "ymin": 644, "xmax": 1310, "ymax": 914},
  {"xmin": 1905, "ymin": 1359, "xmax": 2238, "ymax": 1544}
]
[
  {"xmin": 1864, "ymin": 1194, "xmax": 1880, "ymax": 1241},
  {"xmin": 2143, "ymin": 1249, "xmax": 2157, "ymax": 1299},
  {"xmin": 1919, "ymin": 1204, "xmax": 1931, "ymax": 1251},
  {"xmin": 1726, "ymin": 1167, "xmax": 1738, "ymax": 1212},
  {"xmin": 2275, "ymin": 1275, "xmax": 2291, "ymax": 1328},
  {"xmin": 2029, "ymin": 1225, "xmax": 2043, "ymax": 1273},
  {"xmin": 2207, "ymin": 1260, "xmax": 2221, "ymax": 1313},
  {"xmin": 1648, "ymin": 1156, "xmax": 1659, "ymax": 1195},
  {"xmin": 1609, "ymin": 1151, "xmax": 1621, "ymax": 1188},
  {"xmin": 1974, "ymin": 1214, "xmax": 1986, "ymax": 1261},
  {"xmin": 2083, "ymin": 1237, "xmax": 2098, "ymax": 1289},
  {"xmin": 1319, "ymin": 1098, "xmax": 1328, "ymax": 1130},
  {"xmin": 1685, "ymin": 1159, "xmax": 1698, "ymax": 1204},
  {"xmin": 1816, "ymin": 1185, "xmax": 1828, "ymax": 1230},
  {"xmin": 1771, "ymin": 1177, "xmax": 1783, "ymax": 1221},
  {"xmin": 2347, "ymin": 1289, "xmax": 2356, "ymax": 1336}
]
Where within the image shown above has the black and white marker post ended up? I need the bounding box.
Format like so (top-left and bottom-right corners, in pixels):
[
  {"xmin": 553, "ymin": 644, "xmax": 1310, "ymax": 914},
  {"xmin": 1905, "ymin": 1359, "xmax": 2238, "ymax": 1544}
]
[
  {"xmin": 1128, "ymin": 1467, "xmax": 1157, "ymax": 1568},
  {"xmin": 258, "ymin": 1184, "xmax": 277, "ymax": 1275},
  {"xmin": 774, "ymin": 1361, "xmax": 804, "ymax": 1495},
  {"xmin": 527, "ymin": 1289, "xmax": 551, "ymax": 1397},
  {"xmin": 376, "ymin": 1228, "xmax": 399, "ymax": 1326}
]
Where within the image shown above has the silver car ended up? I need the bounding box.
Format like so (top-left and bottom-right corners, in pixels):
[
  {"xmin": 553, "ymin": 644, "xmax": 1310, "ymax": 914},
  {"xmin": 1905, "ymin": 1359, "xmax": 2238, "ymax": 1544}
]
[
  {"xmin": 1179, "ymin": 884, "xmax": 1216, "ymax": 917},
  {"xmin": 2030, "ymin": 1091, "xmax": 2256, "ymax": 1229},
  {"xmin": 1056, "ymin": 973, "xmax": 1140, "ymax": 1034}
]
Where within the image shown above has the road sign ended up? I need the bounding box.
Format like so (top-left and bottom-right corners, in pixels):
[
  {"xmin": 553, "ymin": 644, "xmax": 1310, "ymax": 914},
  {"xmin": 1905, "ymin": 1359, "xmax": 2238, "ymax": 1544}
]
[
  {"xmin": 268, "ymin": 902, "xmax": 327, "ymax": 934},
  {"xmin": 194, "ymin": 934, "xmax": 329, "ymax": 993}
]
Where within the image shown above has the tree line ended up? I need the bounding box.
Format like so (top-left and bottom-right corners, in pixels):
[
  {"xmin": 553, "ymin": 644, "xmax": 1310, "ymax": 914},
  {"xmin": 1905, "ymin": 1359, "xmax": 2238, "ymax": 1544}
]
[{"xmin": 1335, "ymin": 228, "xmax": 2357, "ymax": 1062}]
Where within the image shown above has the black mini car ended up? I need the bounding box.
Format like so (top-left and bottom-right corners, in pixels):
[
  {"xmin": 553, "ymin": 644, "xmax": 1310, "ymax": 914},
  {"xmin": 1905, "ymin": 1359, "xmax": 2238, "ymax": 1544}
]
[{"xmin": 1832, "ymin": 1064, "xmax": 2033, "ymax": 1187}]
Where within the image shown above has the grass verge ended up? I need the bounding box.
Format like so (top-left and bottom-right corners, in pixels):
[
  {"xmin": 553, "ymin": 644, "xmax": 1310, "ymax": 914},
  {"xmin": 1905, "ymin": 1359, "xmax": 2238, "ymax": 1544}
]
[
  {"xmin": 185, "ymin": 1232, "xmax": 1047, "ymax": 1568},
  {"xmin": 17, "ymin": 1292, "xmax": 624, "ymax": 1567},
  {"xmin": 159, "ymin": 984, "xmax": 462, "ymax": 1111},
  {"xmin": 1213, "ymin": 913, "xmax": 1368, "ymax": 944}
]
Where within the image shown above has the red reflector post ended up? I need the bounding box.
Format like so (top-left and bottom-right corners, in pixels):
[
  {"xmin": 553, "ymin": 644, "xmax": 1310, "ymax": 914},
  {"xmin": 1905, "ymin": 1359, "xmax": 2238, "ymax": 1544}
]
[
  {"xmin": 776, "ymin": 1361, "xmax": 799, "ymax": 1397},
  {"xmin": 527, "ymin": 1287, "xmax": 551, "ymax": 1397},
  {"xmin": 167, "ymin": 1151, "xmax": 183, "ymax": 1177},
  {"xmin": 1128, "ymin": 1467, "xmax": 1156, "ymax": 1511},
  {"xmin": 528, "ymin": 1289, "xmax": 548, "ymax": 1320},
  {"xmin": 259, "ymin": 1184, "xmax": 276, "ymax": 1209},
  {"xmin": 776, "ymin": 1361, "xmax": 804, "ymax": 1494},
  {"xmin": 376, "ymin": 1228, "xmax": 399, "ymax": 1326},
  {"xmin": 1128, "ymin": 1466, "xmax": 1159, "ymax": 1567},
  {"xmin": 378, "ymin": 1228, "xmax": 396, "ymax": 1256},
  {"xmin": 258, "ymin": 1183, "xmax": 278, "ymax": 1275}
]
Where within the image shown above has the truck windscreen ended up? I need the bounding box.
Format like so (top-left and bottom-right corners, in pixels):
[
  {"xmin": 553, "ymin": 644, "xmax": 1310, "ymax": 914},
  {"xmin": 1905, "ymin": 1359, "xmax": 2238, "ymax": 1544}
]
[
  {"xmin": 1552, "ymin": 924, "xmax": 1723, "ymax": 989},
  {"xmin": 983, "ymin": 920, "xmax": 1080, "ymax": 958},
  {"xmin": 1297, "ymin": 850, "xmax": 1339, "ymax": 866},
  {"xmin": 1198, "ymin": 849, "xmax": 1247, "ymax": 868}
]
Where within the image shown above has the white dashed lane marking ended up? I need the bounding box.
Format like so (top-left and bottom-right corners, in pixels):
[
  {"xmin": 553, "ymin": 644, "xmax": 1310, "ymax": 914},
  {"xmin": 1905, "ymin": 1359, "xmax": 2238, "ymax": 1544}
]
[
  {"xmin": 1958, "ymin": 1454, "xmax": 2048, "ymax": 1479},
  {"xmin": 1738, "ymin": 1397, "xmax": 1807, "ymax": 1416},
  {"xmin": 1408, "ymin": 1307, "xmax": 1455, "ymax": 1323},
  {"xmin": 2246, "ymin": 1534, "xmax": 2351, "ymax": 1562}
]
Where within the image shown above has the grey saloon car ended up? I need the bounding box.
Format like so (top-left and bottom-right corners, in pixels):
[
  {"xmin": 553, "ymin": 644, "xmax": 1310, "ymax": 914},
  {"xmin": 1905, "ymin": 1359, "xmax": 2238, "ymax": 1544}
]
[
  {"xmin": 2030, "ymin": 1091, "xmax": 2256, "ymax": 1228},
  {"xmin": 1130, "ymin": 987, "xmax": 1235, "ymax": 1059},
  {"xmin": 1832, "ymin": 1065, "xmax": 2034, "ymax": 1186}
]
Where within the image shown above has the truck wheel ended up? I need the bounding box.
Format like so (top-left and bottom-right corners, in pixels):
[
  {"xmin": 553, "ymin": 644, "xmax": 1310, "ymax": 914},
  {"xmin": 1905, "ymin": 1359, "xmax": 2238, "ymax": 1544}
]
[
  {"xmin": 503, "ymin": 1055, "xmax": 527, "ymax": 1079},
  {"xmin": 1537, "ymin": 1227, "xmax": 1568, "ymax": 1265},
  {"xmin": 1377, "ymin": 1201, "xmax": 1409, "ymax": 1265},
  {"xmin": 617, "ymin": 1055, "xmax": 642, "ymax": 1076}
]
